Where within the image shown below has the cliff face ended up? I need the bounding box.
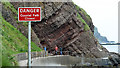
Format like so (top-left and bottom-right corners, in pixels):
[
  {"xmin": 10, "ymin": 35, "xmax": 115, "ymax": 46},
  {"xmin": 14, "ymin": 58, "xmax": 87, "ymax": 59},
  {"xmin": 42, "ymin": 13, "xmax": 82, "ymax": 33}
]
[
  {"xmin": 2, "ymin": 2, "xmax": 109, "ymax": 58},
  {"xmin": 94, "ymin": 27, "xmax": 108, "ymax": 43},
  {"xmin": 94, "ymin": 27, "xmax": 115, "ymax": 43}
]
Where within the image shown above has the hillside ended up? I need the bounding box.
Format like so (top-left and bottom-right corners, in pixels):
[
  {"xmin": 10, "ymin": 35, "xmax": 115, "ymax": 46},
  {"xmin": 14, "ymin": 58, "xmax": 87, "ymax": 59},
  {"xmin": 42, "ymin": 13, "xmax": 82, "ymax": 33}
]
[
  {"xmin": 1, "ymin": 16, "xmax": 41, "ymax": 66},
  {"xmin": 94, "ymin": 26, "xmax": 115, "ymax": 43},
  {"xmin": 94, "ymin": 27, "xmax": 108, "ymax": 43},
  {"xmin": 1, "ymin": 1, "xmax": 110, "ymax": 66}
]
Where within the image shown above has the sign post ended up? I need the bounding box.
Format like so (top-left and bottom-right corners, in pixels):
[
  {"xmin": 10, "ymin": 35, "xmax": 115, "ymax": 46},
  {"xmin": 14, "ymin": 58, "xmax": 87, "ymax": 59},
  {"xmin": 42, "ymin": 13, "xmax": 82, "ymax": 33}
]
[
  {"xmin": 28, "ymin": 21, "xmax": 31, "ymax": 67},
  {"xmin": 18, "ymin": 7, "xmax": 41, "ymax": 68}
]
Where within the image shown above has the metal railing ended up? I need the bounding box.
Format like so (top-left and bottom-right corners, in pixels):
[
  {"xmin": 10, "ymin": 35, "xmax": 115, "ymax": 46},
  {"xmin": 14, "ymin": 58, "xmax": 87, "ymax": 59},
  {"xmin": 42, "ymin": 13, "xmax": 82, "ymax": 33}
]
[{"xmin": 14, "ymin": 51, "xmax": 48, "ymax": 61}]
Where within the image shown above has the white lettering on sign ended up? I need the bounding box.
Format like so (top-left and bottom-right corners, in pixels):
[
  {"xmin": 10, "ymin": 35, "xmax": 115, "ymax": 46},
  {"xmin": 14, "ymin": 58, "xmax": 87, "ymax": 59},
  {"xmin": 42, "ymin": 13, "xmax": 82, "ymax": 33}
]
[
  {"xmin": 20, "ymin": 9, "xmax": 39, "ymax": 13},
  {"xmin": 20, "ymin": 14, "xmax": 31, "ymax": 17}
]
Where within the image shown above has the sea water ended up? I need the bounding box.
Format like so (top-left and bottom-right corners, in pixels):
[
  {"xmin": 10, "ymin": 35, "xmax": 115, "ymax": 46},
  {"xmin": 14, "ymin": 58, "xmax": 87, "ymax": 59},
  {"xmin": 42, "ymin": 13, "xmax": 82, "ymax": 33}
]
[{"xmin": 102, "ymin": 45, "xmax": 119, "ymax": 53}]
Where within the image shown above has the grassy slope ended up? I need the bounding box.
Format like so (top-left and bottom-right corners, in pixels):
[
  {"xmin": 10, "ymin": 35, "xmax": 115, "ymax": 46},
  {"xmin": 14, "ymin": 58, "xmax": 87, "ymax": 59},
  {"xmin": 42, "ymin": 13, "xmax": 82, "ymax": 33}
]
[
  {"xmin": 77, "ymin": 13, "xmax": 90, "ymax": 31},
  {"xmin": 0, "ymin": 39, "xmax": 1, "ymax": 67},
  {"xmin": 1, "ymin": 16, "xmax": 42, "ymax": 66},
  {"xmin": 75, "ymin": 5, "xmax": 90, "ymax": 31}
]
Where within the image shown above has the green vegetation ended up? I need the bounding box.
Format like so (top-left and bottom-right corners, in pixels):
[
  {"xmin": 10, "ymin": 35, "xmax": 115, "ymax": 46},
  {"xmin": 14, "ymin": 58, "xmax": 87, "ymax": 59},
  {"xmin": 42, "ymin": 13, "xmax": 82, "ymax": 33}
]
[
  {"xmin": 2, "ymin": 1, "xmax": 28, "ymax": 26},
  {"xmin": 0, "ymin": 13, "xmax": 2, "ymax": 68},
  {"xmin": 80, "ymin": 8, "xmax": 91, "ymax": 21},
  {"xmin": 75, "ymin": 4, "xmax": 90, "ymax": 31},
  {"xmin": 77, "ymin": 12, "xmax": 90, "ymax": 31},
  {"xmin": 75, "ymin": 4, "xmax": 91, "ymax": 22},
  {"xmin": 1, "ymin": 17, "xmax": 41, "ymax": 66},
  {"xmin": 2, "ymin": 1, "xmax": 18, "ymax": 14},
  {"xmin": 0, "ymin": 44, "xmax": 2, "ymax": 67},
  {"xmin": 75, "ymin": 5, "xmax": 80, "ymax": 11}
]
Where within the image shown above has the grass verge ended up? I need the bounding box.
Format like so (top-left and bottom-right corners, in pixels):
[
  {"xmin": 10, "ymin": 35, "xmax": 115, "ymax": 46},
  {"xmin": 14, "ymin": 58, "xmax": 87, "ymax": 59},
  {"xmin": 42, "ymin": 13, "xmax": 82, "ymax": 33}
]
[{"xmin": 2, "ymin": 16, "xmax": 41, "ymax": 66}]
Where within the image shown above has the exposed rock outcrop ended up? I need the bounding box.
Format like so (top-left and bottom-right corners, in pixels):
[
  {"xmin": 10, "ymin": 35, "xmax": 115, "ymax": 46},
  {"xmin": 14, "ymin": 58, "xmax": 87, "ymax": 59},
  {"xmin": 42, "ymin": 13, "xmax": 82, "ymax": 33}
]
[
  {"xmin": 2, "ymin": 2, "xmax": 109, "ymax": 58},
  {"xmin": 109, "ymin": 52, "xmax": 120, "ymax": 65}
]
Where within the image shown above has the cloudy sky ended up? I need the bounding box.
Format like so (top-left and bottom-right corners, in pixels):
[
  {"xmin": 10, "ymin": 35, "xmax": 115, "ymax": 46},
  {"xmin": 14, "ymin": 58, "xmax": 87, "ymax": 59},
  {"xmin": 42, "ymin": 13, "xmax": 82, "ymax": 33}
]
[{"xmin": 72, "ymin": 0, "xmax": 119, "ymax": 42}]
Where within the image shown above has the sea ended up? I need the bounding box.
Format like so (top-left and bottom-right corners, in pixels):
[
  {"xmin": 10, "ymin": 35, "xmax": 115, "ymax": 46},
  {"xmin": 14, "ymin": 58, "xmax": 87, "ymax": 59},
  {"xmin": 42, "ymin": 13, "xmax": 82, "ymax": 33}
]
[{"xmin": 102, "ymin": 45, "xmax": 120, "ymax": 54}]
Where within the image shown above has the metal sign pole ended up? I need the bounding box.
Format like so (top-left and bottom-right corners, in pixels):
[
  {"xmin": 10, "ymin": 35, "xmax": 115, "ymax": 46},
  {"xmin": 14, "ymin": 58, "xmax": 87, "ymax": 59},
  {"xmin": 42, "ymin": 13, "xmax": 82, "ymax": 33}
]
[{"xmin": 28, "ymin": 21, "xmax": 31, "ymax": 68}]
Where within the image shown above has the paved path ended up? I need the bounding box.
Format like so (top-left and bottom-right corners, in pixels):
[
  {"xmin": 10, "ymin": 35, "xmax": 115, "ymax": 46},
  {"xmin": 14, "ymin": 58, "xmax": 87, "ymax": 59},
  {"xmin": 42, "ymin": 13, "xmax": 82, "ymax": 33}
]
[
  {"xmin": 18, "ymin": 55, "xmax": 115, "ymax": 68},
  {"xmin": 19, "ymin": 55, "xmax": 80, "ymax": 67}
]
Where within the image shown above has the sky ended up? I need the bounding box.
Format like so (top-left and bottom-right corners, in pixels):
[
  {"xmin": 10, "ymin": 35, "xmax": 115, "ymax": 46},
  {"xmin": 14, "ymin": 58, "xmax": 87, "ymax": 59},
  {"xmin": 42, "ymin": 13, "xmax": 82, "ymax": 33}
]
[{"xmin": 72, "ymin": 0, "xmax": 119, "ymax": 42}]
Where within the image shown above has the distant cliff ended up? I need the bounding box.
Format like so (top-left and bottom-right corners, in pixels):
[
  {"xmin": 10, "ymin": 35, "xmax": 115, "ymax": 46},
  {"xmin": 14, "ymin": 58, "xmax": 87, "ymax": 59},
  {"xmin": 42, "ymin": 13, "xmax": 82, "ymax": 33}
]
[{"xmin": 94, "ymin": 27, "xmax": 115, "ymax": 43}]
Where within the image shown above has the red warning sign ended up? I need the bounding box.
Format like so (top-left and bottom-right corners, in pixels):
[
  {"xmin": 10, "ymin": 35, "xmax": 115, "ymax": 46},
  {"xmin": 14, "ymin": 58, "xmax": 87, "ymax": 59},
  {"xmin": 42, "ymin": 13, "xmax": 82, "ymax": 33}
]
[{"xmin": 18, "ymin": 7, "xmax": 41, "ymax": 22}]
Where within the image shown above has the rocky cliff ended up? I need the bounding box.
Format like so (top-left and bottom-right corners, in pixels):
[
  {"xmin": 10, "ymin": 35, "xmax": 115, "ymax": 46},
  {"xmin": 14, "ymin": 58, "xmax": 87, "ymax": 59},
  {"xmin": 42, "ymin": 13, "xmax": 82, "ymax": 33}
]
[
  {"xmin": 94, "ymin": 26, "xmax": 115, "ymax": 43},
  {"xmin": 2, "ymin": 2, "xmax": 109, "ymax": 58},
  {"xmin": 94, "ymin": 27, "xmax": 108, "ymax": 43}
]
